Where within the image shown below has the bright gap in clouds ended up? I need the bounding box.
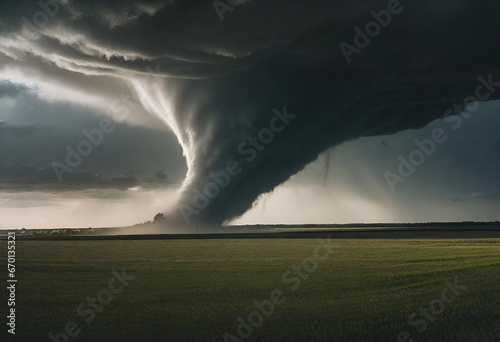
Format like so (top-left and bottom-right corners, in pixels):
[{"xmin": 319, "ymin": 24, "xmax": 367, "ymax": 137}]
[{"xmin": 0, "ymin": 188, "xmax": 180, "ymax": 229}]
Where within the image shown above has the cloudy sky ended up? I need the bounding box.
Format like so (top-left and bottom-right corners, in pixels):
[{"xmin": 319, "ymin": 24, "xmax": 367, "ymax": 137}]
[{"xmin": 1, "ymin": 0, "xmax": 499, "ymax": 229}]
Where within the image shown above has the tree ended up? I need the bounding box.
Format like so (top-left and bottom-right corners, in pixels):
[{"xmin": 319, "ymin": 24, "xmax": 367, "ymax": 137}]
[{"xmin": 154, "ymin": 213, "xmax": 165, "ymax": 222}]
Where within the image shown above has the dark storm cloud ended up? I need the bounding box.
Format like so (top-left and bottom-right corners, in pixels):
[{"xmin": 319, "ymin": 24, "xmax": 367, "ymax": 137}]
[
  {"xmin": 1, "ymin": 0, "xmax": 500, "ymax": 226},
  {"xmin": 0, "ymin": 164, "xmax": 141, "ymax": 192}
]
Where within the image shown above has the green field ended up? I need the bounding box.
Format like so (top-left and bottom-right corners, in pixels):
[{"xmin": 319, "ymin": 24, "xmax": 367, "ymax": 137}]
[{"xmin": 3, "ymin": 238, "xmax": 500, "ymax": 341}]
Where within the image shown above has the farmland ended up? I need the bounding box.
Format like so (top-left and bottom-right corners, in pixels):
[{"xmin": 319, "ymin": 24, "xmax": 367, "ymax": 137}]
[{"xmin": 2, "ymin": 237, "xmax": 499, "ymax": 341}]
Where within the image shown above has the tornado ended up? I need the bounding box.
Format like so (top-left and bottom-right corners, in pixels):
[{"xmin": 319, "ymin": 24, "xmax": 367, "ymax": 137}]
[{"xmin": 1, "ymin": 0, "xmax": 500, "ymax": 229}]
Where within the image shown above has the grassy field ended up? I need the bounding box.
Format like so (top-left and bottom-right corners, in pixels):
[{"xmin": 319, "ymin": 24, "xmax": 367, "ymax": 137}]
[{"xmin": 2, "ymin": 238, "xmax": 500, "ymax": 341}]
